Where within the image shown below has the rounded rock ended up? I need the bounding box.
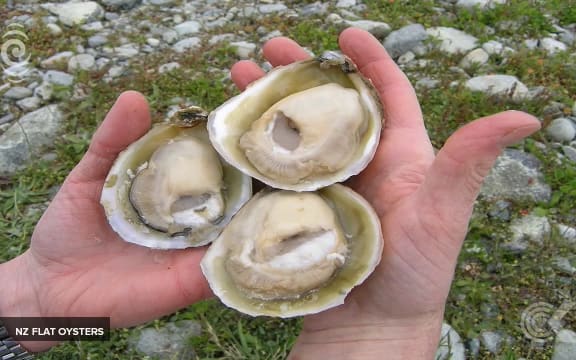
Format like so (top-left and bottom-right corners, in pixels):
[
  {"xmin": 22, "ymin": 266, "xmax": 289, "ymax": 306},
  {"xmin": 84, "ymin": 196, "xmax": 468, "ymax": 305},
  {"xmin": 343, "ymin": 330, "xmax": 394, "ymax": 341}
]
[
  {"xmin": 546, "ymin": 118, "xmax": 576, "ymax": 142},
  {"xmin": 68, "ymin": 54, "xmax": 96, "ymax": 72},
  {"xmin": 460, "ymin": 48, "xmax": 490, "ymax": 69},
  {"xmin": 3, "ymin": 87, "xmax": 33, "ymax": 100}
]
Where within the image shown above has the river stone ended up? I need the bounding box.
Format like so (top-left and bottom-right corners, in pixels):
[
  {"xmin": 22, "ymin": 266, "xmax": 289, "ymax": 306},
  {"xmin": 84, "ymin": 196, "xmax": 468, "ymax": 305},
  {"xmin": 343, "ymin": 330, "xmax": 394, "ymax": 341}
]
[
  {"xmin": 88, "ymin": 34, "xmax": 108, "ymax": 47},
  {"xmin": 482, "ymin": 40, "xmax": 505, "ymax": 55},
  {"xmin": 259, "ymin": 4, "xmax": 288, "ymax": 13},
  {"xmin": 115, "ymin": 44, "xmax": 140, "ymax": 59},
  {"xmin": 103, "ymin": 65, "xmax": 125, "ymax": 82},
  {"xmin": 46, "ymin": 23, "xmax": 62, "ymax": 35},
  {"xmin": 557, "ymin": 224, "xmax": 576, "ymax": 243},
  {"xmin": 300, "ymin": 2, "xmax": 328, "ymax": 16},
  {"xmin": 546, "ymin": 118, "xmax": 576, "ymax": 142},
  {"xmin": 162, "ymin": 29, "xmax": 179, "ymax": 44},
  {"xmin": 172, "ymin": 37, "xmax": 201, "ymax": 53},
  {"xmin": 465, "ymin": 74, "xmax": 529, "ymax": 101},
  {"xmin": 44, "ymin": 1, "xmax": 104, "ymax": 26},
  {"xmin": 398, "ymin": 51, "xmax": 416, "ymax": 64},
  {"xmin": 488, "ymin": 200, "xmax": 511, "ymax": 221},
  {"xmin": 68, "ymin": 54, "xmax": 96, "ymax": 72},
  {"xmin": 101, "ymin": 0, "xmax": 141, "ymax": 10},
  {"xmin": 415, "ymin": 77, "xmax": 440, "ymax": 89},
  {"xmin": 556, "ymin": 25, "xmax": 575, "ymax": 46},
  {"xmin": 147, "ymin": 38, "xmax": 160, "ymax": 47},
  {"xmin": 481, "ymin": 331, "xmax": 504, "ymax": 354},
  {"xmin": 230, "ymin": 41, "xmax": 257, "ymax": 59},
  {"xmin": 0, "ymin": 105, "xmax": 63, "ymax": 176},
  {"xmin": 40, "ymin": 51, "xmax": 75, "ymax": 69},
  {"xmin": 543, "ymin": 101, "xmax": 568, "ymax": 119},
  {"xmin": 34, "ymin": 82, "xmax": 54, "ymax": 101},
  {"xmin": 174, "ymin": 21, "xmax": 201, "ymax": 36},
  {"xmin": 344, "ymin": 20, "xmax": 391, "ymax": 38},
  {"xmin": 208, "ymin": 33, "xmax": 235, "ymax": 45},
  {"xmin": 460, "ymin": 48, "xmax": 489, "ymax": 69},
  {"xmin": 158, "ymin": 62, "xmax": 180, "ymax": 74},
  {"xmin": 552, "ymin": 256, "xmax": 576, "ymax": 275},
  {"xmin": 552, "ymin": 330, "xmax": 576, "ymax": 360},
  {"xmin": 562, "ymin": 145, "xmax": 576, "ymax": 162},
  {"xmin": 541, "ymin": 37, "xmax": 567, "ymax": 55},
  {"xmin": 0, "ymin": 114, "xmax": 14, "ymax": 126},
  {"xmin": 427, "ymin": 27, "xmax": 479, "ymax": 54},
  {"xmin": 336, "ymin": 0, "xmax": 356, "ymax": 8},
  {"xmin": 480, "ymin": 149, "xmax": 551, "ymax": 203},
  {"xmin": 505, "ymin": 214, "xmax": 550, "ymax": 252},
  {"xmin": 456, "ymin": 0, "xmax": 507, "ymax": 9},
  {"xmin": 148, "ymin": 0, "xmax": 176, "ymax": 5},
  {"xmin": 435, "ymin": 323, "xmax": 465, "ymax": 360},
  {"xmin": 468, "ymin": 338, "xmax": 481, "ymax": 358},
  {"xmin": 3, "ymin": 87, "xmax": 33, "ymax": 100},
  {"xmin": 129, "ymin": 320, "xmax": 201, "ymax": 360},
  {"xmin": 16, "ymin": 96, "xmax": 42, "ymax": 112},
  {"xmin": 383, "ymin": 24, "xmax": 428, "ymax": 58},
  {"xmin": 43, "ymin": 70, "xmax": 74, "ymax": 86}
]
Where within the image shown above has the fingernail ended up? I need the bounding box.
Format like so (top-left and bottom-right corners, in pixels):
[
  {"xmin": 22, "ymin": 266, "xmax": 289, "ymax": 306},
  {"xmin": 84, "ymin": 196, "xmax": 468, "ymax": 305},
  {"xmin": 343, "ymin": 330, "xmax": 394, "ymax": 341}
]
[{"xmin": 499, "ymin": 124, "xmax": 541, "ymax": 147}]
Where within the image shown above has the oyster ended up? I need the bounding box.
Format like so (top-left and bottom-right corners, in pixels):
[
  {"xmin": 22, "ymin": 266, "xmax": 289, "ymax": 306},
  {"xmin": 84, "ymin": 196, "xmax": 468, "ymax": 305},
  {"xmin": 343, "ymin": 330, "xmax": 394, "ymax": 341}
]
[
  {"xmin": 100, "ymin": 110, "xmax": 252, "ymax": 249},
  {"xmin": 201, "ymin": 184, "xmax": 383, "ymax": 317},
  {"xmin": 208, "ymin": 52, "xmax": 383, "ymax": 191}
]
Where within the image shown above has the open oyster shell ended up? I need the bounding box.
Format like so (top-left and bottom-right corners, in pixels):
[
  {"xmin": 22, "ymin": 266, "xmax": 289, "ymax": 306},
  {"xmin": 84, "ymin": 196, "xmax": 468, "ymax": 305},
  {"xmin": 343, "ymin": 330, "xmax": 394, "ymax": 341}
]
[
  {"xmin": 208, "ymin": 52, "xmax": 383, "ymax": 191},
  {"xmin": 200, "ymin": 184, "xmax": 383, "ymax": 317},
  {"xmin": 100, "ymin": 115, "xmax": 252, "ymax": 249}
]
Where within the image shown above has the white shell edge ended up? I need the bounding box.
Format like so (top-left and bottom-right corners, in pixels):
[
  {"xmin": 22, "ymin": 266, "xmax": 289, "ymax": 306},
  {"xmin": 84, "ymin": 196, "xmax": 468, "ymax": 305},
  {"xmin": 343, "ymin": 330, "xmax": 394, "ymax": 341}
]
[
  {"xmin": 200, "ymin": 184, "xmax": 384, "ymax": 317},
  {"xmin": 100, "ymin": 126, "xmax": 253, "ymax": 250},
  {"xmin": 208, "ymin": 62, "xmax": 383, "ymax": 192}
]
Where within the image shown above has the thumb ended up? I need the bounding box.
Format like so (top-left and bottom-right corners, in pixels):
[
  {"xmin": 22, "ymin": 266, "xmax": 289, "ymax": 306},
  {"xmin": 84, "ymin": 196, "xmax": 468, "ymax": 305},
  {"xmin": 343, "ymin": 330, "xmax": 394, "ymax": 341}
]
[
  {"xmin": 66, "ymin": 91, "xmax": 151, "ymax": 185},
  {"xmin": 416, "ymin": 111, "xmax": 541, "ymax": 242}
]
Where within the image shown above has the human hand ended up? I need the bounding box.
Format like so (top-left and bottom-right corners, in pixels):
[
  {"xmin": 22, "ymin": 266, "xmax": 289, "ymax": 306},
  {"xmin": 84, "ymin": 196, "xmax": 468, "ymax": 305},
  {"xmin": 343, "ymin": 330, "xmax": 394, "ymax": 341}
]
[
  {"xmin": 231, "ymin": 28, "xmax": 541, "ymax": 359},
  {"xmin": 0, "ymin": 92, "xmax": 211, "ymax": 352}
]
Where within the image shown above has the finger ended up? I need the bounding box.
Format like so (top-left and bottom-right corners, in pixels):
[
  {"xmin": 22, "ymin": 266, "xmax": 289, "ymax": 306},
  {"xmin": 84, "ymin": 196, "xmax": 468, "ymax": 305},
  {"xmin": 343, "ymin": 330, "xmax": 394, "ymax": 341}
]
[
  {"xmin": 67, "ymin": 91, "xmax": 151, "ymax": 184},
  {"xmin": 417, "ymin": 111, "xmax": 541, "ymax": 244},
  {"xmin": 231, "ymin": 60, "xmax": 266, "ymax": 91},
  {"xmin": 110, "ymin": 248, "xmax": 213, "ymax": 328},
  {"xmin": 262, "ymin": 37, "xmax": 311, "ymax": 66},
  {"xmin": 339, "ymin": 27, "xmax": 426, "ymax": 133}
]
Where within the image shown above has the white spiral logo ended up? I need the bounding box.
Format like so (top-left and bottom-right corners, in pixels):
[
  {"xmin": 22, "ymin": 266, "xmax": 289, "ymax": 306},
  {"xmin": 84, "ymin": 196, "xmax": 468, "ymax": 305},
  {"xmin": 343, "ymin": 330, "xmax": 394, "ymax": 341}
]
[
  {"xmin": 1, "ymin": 23, "xmax": 31, "ymax": 82},
  {"xmin": 520, "ymin": 302, "xmax": 556, "ymax": 342}
]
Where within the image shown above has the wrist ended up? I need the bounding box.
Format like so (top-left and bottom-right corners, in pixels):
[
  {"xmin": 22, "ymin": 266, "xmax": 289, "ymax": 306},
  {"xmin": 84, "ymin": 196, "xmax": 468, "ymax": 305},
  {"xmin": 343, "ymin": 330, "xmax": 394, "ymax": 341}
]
[
  {"xmin": 289, "ymin": 311, "xmax": 444, "ymax": 360},
  {"xmin": 0, "ymin": 252, "xmax": 42, "ymax": 318},
  {"xmin": 0, "ymin": 251, "xmax": 58, "ymax": 352}
]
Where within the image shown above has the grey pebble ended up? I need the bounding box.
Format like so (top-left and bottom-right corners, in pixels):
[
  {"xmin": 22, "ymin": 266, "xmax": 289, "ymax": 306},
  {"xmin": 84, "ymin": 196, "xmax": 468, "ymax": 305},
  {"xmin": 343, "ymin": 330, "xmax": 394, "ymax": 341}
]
[
  {"xmin": 43, "ymin": 70, "xmax": 74, "ymax": 86},
  {"xmin": 547, "ymin": 118, "xmax": 576, "ymax": 142},
  {"xmin": 3, "ymin": 87, "xmax": 33, "ymax": 100}
]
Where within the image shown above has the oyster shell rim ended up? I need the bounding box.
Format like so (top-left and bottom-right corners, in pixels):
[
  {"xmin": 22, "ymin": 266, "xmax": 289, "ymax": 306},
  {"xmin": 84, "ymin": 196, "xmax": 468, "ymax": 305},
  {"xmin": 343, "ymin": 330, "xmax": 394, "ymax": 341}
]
[
  {"xmin": 207, "ymin": 55, "xmax": 383, "ymax": 192},
  {"xmin": 200, "ymin": 183, "xmax": 384, "ymax": 318},
  {"xmin": 100, "ymin": 122, "xmax": 253, "ymax": 250}
]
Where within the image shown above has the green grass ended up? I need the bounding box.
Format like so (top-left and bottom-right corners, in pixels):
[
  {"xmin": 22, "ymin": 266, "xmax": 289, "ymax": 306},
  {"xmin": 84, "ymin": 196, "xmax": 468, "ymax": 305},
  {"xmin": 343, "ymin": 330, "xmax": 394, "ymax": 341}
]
[
  {"xmin": 1, "ymin": 0, "xmax": 575, "ymax": 359},
  {"xmin": 35, "ymin": 301, "xmax": 300, "ymax": 360}
]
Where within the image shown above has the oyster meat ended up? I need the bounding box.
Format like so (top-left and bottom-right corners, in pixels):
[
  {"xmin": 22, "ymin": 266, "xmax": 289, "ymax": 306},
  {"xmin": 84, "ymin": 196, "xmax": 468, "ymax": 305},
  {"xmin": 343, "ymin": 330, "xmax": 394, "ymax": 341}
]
[
  {"xmin": 201, "ymin": 184, "xmax": 383, "ymax": 317},
  {"xmin": 208, "ymin": 52, "xmax": 383, "ymax": 191},
  {"xmin": 101, "ymin": 113, "xmax": 252, "ymax": 249}
]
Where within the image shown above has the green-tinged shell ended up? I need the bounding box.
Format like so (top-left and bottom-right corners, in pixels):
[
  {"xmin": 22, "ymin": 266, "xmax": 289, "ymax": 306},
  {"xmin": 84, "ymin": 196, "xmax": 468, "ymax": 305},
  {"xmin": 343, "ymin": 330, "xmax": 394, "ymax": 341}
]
[
  {"xmin": 208, "ymin": 52, "xmax": 383, "ymax": 191},
  {"xmin": 101, "ymin": 119, "xmax": 252, "ymax": 249},
  {"xmin": 200, "ymin": 184, "xmax": 383, "ymax": 317}
]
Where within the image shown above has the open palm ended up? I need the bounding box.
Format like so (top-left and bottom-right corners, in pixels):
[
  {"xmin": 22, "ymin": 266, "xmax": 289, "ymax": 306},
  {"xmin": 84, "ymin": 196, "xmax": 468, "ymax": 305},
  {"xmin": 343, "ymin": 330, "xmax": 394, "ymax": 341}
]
[
  {"xmin": 232, "ymin": 28, "xmax": 540, "ymax": 355},
  {"xmin": 21, "ymin": 92, "xmax": 210, "ymax": 351}
]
